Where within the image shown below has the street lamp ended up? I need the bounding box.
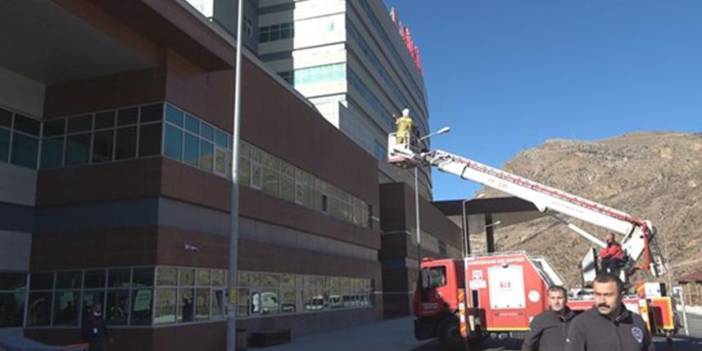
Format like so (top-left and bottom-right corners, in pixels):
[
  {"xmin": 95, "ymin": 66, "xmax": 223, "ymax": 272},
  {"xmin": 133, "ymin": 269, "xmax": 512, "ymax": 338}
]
[
  {"xmin": 227, "ymin": 0, "xmax": 244, "ymax": 350},
  {"xmin": 414, "ymin": 126, "xmax": 451, "ymax": 282}
]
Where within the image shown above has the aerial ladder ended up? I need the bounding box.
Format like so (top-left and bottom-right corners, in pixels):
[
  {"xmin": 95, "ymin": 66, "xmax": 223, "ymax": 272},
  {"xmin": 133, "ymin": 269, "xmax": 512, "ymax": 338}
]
[{"xmin": 387, "ymin": 131, "xmax": 667, "ymax": 284}]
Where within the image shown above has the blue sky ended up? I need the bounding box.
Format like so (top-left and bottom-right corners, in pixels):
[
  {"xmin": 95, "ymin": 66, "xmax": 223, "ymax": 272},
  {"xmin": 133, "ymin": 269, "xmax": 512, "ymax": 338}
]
[{"xmin": 383, "ymin": 0, "xmax": 702, "ymax": 200}]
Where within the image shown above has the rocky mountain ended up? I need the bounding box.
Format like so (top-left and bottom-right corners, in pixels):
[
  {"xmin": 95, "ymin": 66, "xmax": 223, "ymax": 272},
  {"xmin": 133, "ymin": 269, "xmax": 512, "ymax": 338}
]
[{"xmin": 476, "ymin": 132, "xmax": 702, "ymax": 287}]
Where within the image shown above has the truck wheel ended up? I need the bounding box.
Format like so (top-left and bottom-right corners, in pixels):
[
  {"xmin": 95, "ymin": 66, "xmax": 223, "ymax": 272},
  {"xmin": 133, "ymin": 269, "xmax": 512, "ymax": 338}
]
[{"xmin": 437, "ymin": 317, "xmax": 462, "ymax": 349}]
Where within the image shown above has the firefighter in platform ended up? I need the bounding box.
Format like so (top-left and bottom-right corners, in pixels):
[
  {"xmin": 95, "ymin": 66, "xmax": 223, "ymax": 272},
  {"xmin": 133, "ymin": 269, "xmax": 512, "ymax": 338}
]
[{"xmin": 395, "ymin": 108, "xmax": 413, "ymax": 146}]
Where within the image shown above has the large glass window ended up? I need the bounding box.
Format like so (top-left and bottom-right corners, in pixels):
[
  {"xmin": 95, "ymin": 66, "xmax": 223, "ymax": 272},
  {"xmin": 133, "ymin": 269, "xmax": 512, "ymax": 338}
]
[
  {"xmin": 183, "ymin": 133, "xmax": 199, "ymax": 166},
  {"xmin": 115, "ymin": 127, "xmax": 137, "ymax": 160},
  {"xmin": 239, "ymin": 141, "xmax": 370, "ymax": 228},
  {"xmin": 138, "ymin": 123, "xmax": 161, "ymax": 157},
  {"xmin": 27, "ymin": 292, "xmax": 52, "ymax": 326},
  {"xmin": 164, "ymin": 124, "xmax": 183, "ymax": 160},
  {"xmin": 0, "ymin": 128, "xmax": 10, "ymax": 162},
  {"xmin": 21, "ymin": 266, "xmax": 237, "ymax": 328},
  {"xmin": 65, "ymin": 134, "xmax": 91, "ymax": 166},
  {"xmin": 0, "ymin": 273, "xmax": 26, "ymax": 327},
  {"xmin": 41, "ymin": 137, "xmax": 64, "ymax": 168},
  {"xmin": 11, "ymin": 133, "xmax": 38, "ymax": 168},
  {"xmin": 92, "ymin": 130, "xmax": 114, "ymax": 163}
]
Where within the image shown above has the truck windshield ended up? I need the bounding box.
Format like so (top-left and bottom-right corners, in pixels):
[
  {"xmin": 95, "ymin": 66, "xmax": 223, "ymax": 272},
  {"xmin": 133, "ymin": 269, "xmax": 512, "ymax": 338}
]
[{"xmin": 422, "ymin": 267, "xmax": 447, "ymax": 289}]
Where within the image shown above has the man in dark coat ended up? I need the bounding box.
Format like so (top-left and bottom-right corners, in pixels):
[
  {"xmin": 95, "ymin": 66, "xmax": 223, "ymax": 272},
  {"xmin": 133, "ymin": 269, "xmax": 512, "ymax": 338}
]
[
  {"xmin": 565, "ymin": 273, "xmax": 655, "ymax": 351},
  {"xmin": 522, "ymin": 285, "xmax": 576, "ymax": 351},
  {"xmin": 81, "ymin": 304, "xmax": 110, "ymax": 351}
]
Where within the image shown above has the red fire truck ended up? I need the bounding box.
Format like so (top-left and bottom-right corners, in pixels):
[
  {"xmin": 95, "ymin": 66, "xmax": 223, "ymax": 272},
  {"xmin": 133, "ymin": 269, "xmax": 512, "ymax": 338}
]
[{"xmin": 387, "ymin": 129, "xmax": 675, "ymax": 347}]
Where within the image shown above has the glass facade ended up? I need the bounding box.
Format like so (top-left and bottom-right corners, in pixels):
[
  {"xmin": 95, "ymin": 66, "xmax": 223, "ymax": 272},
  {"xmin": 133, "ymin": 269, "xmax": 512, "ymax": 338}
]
[
  {"xmin": 236, "ymin": 270, "xmax": 373, "ymax": 318},
  {"xmin": 1, "ymin": 268, "xmax": 372, "ymax": 329},
  {"xmin": 0, "ymin": 272, "xmax": 27, "ymax": 327},
  {"xmin": 0, "ymin": 107, "xmax": 41, "ymax": 169},
  {"xmin": 240, "ymin": 141, "xmax": 371, "ymax": 228},
  {"xmin": 293, "ymin": 63, "xmax": 346, "ymax": 86},
  {"xmin": 259, "ymin": 22, "xmax": 294, "ymax": 43}
]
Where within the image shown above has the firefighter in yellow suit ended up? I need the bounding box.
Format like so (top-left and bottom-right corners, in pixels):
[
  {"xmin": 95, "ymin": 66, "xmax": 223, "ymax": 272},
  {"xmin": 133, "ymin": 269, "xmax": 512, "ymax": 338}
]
[{"xmin": 395, "ymin": 108, "xmax": 413, "ymax": 146}]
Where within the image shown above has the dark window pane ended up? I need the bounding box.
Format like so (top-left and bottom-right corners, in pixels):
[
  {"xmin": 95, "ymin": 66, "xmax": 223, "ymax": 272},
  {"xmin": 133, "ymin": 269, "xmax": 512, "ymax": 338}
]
[
  {"xmin": 165, "ymin": 104, "xmax": 184, "ymax": 127},
  {"xmin": 67, "ymin": 115, "xmax": 92, "ymax": 133},
  {"xmin": 43, "ymin": 119, "xmax": 65, "ymax": 137},
  {"xmin": 92, "ymin": 130, "xmax": 114, "ymax": 163},
  {"xmin": 154, "ymin": 289, "xmax": 176, "ymax": 324},
  {"xmin": 0, "ymin": 273, "xmax": 26, "ymax": 290},
  {"xmin": 215, "ymin": 149, "xmax": 226, "ymax": 174},
  {"xmin": 30, "ymin": 272, "xmax": 54, "ymax": 290},
  {"xmin": 41, "ymin": 137, "xmax": 64, "ymax": 169},
  {"xmin": 0, "ymin": 108, "xmax": 11, "ymax": 128},
  {"xmin": 130, "ymin": 288, "xmax": 153, "ymax": 325},
  {"xmin": 259, "ymin": 31, "xmax": 269, "ymax": 42},
  {"xmin": 115, "ymin": 127, "xmax": 137, "ymax": 160},
  {"xmin": 65, "ymin": 134, "xmax": 91, "ymax": 166},
  {"xmin": 179, "ymin": 268, "xmax": 195, "ymax": 286},
  {"xmin": 195, "ymin": 288, "xmax": 209, "ymax": 320},
  {"xmin": 118, "ymin": 108, "xmax": 138, "ymax": 126},
  {"xmin": 132, "ymin": 268, "xmax": 154, "ymax": 287},
  {"xmin": 215, "ymin": 130, "xmax": 229, "ymax": 148},
  {"xmin": 184, "ymin": 133, "xmax": 199, "ymax": 166},
  {"xmin": 140, "ymin": 104, "xmax": 163, "ymax": 123},
  {"xmin": 95, "ymin": 111, "xmax": 116, "ymax": 129},
  {"xmin": 212, "ymin": 290, "xmax": 224, "ymax": 317},
  {"xmin": 199, "ymin": 141, "xmax": 214, "ymax": 172},
  {"xmin": 14, "ymin": 114, "xmax": 40, "ymax": 136},
  {"xmin": 108, "ymin": 268, "xmax": 131, "ymax": 288},
  {"xmin": 56, "ymin": 271, "xmax": 82, "ymax": 289},
  {"xmin": 53, "ymin": 290, "xmax": 79, "ymax": 326},
  {"xmin": 11, "ymin": 133, "xmax": 38, "ymax": 169},
  {"xmin": 138, "ymin": 123, "xmax": 161, "ymax": 157},
  {"xmin": 106, "ymin": 290, "xmax": 129, "ymax": 325},
  {"xmin": 200, "ymin": 123, "xmax": 214, "ymax": 141},
  {"xmin": 164, "ymin": 124, "xmax": 182, "ymax": 160},
  {"xmin": 177, "ymin": 288, "xmax": 194, "ymax": 322},
  {"xmin": 27, "ymin": 292, "xmax": 52, "ymax": 326},
  {"xmin": 82, "ymin": 291, "xmax": 105, "ymax": 322},
  {"xmin": 184, "ymin": 114, "xmax": 199, "ymax": 133},
  {"xmin": 0, "ymin": 128, "xmax": 10, "ymax": 162},
  {"xmin": 0, "ymin": 292, "xmax": 25, "ymax": 327},
  {"xmin": 84, "ymin": 270, "xmax": 106, "ymax": 289},
  {"xmin": 156, "ymin": 267, "xmax": 177, "ymax": 286}
]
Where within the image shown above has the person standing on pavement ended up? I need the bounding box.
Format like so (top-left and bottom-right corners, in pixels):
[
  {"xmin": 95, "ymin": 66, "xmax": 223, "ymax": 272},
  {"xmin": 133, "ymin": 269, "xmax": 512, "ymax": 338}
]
[
  {"xmin": 81, "ymin": 304, "xmax": 111, "ymax": 351},
  {"xmin": 565, "ymin": 273, "xmax": 655, "ymax": 351},
  {"xmin": 521, "ymin": 285, "xmax": 576, "ymax": 351}
]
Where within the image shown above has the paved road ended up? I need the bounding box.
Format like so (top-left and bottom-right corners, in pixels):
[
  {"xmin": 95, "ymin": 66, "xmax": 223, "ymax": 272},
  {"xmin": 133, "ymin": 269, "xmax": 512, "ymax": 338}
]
[
  {"xmin": 255, "ymin": 313, "xmax": 702, "ymax": 351},
  {"xmin": 413, "ymin": 313, "xmax": 702, "ymax": 351}
]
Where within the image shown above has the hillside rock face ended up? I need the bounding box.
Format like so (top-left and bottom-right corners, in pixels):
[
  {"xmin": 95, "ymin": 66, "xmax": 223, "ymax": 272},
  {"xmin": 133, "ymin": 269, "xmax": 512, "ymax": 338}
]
[{"xmin": 476, "ymin": 132, "xmax": 702, "ymax": 287}]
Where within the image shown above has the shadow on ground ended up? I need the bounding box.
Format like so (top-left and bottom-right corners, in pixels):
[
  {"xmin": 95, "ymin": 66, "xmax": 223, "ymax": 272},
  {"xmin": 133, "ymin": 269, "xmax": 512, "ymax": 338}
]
[{"xmin": 412, "ymin": 336, "xmax": 702, "ymax": 351}]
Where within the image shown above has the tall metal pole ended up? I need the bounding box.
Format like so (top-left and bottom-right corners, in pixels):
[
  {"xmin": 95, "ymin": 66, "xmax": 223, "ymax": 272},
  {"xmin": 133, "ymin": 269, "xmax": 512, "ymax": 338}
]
[
  {"xmin": 414, "ymin": 167, "xmax": 422, "ymax": 278},
  {"xmin": 461, "ymin": 199, "xmax": 470, "ymax": 256},
  {"xmin": 226, "ymin": 0, "xmax": 244, "ymax": 350}
]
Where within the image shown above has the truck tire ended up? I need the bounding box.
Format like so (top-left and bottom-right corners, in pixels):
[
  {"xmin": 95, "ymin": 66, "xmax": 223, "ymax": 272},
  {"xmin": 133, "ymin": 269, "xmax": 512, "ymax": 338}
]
[{"xmin": 437, "ymin": 316, "xmax": 462, "ymax": 349}]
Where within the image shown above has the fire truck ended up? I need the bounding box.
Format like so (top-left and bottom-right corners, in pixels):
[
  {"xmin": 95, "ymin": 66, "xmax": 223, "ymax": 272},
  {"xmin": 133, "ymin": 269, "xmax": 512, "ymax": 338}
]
[{"xmin": 386, "ymin": 129, "xmax": 675, "ymax": 347}]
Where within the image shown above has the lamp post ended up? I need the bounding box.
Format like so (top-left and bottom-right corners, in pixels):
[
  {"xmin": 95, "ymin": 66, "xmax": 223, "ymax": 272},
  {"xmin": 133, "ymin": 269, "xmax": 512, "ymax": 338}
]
[
  {"xmin": 414, "ymin": 126, "xmax": 450, "ymax": 282},
  {"xmin": 226, "ymin": 0, "xmax": 244, "ymax": 350}
]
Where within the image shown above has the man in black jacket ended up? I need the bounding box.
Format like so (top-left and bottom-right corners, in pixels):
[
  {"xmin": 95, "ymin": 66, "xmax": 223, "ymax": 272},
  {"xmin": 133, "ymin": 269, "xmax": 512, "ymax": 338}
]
[
  {"xmin": 522, "ymin": 285, "xmax": 575, "ymax": 351},
  {"xmin": 565, "ymin": 273, "xmax": 655, "ymax": 351}
]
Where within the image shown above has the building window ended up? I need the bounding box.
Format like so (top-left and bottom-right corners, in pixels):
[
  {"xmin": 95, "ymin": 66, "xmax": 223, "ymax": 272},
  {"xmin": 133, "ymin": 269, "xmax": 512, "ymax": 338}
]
[
  {"xmin": 321, "ymin": 194, "xmax": 329, "ymax": 213},
  {"xmin": 11, "ymin": 133, "xmax": 39, "ymax": 169},
  {"xmin": 259, "ymin": 22, "xmax": 294, "ymax": 43},
  {"xmin": 21, "ymin": 266, "xmax": 225, "ymax": 329},
  {"xmin": 240, "ymin": 141, "xmax": 371, "ymax": 228},
  {"xmin": 278, "ymin": 71, "xmax": 294, "ymax": 84},
  {"xmin": 293, "ymin": 63, "xmax": 346, "ymax": 86},
  {"xmin": 0, "ymin": 272, "xmax": 27, "ymax": 327}
]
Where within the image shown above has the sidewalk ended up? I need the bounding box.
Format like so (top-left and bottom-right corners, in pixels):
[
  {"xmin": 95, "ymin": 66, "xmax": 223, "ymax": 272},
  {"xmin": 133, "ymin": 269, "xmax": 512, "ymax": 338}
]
[{"xmin": 261, "ymin": 317, "xmax": 426, "ymax": 351}]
